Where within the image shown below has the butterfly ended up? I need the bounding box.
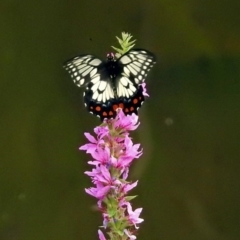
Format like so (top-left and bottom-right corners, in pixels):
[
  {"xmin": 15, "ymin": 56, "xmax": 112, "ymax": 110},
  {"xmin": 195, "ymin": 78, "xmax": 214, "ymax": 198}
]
[{"xmin": 63, "ymin": 49, "xmax": 156, "ymax": 121}]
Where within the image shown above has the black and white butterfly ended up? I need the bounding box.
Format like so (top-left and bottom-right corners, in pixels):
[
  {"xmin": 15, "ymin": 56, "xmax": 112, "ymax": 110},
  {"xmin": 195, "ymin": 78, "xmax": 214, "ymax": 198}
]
[{"xmin": 63, "ymin": 49, "xmax": 156, "ymax": 120}]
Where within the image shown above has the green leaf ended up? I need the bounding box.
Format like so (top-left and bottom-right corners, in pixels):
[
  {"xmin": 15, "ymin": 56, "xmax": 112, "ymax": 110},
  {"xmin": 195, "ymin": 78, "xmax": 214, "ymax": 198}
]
[
  {"xmin": 125, "ymin": 195, "xmax": 138, "ymax": 201},
  {"xmin": 111, "ymin": 32, "xmax": 136, "ymax": 55}
]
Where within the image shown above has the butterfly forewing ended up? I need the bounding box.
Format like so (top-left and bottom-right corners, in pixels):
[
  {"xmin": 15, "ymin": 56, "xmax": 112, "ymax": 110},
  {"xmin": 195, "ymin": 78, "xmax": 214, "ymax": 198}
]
[
  {"xmin": 63, "ymin": 55, "xmax": 104, "ymax": 87},
  {"xmin": 115, "ymin": 49, "xmax": 156, "ymax": 100}
]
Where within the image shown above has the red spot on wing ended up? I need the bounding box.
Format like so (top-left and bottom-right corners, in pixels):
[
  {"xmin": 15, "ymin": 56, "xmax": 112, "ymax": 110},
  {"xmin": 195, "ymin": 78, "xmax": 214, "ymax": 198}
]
[
  {"xmin": 95, "ymin": 106, "xmax": 101, "ymax": 111},
  {"xmin": 113, "ymin": 104, "xmax": 118, "ymax": 111},
  {"xmin": 133, "ymin": 98, "xmax": 138, "ymax": 104},
  {"xmin": 119, "ymin": 103, "xmax": 124, "ymax": 109}
]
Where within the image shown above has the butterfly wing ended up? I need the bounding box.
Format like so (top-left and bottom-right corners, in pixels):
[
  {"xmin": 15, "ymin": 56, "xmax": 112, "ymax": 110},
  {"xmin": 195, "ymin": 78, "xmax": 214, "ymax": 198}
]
[
  {"xmin": 63, "ymin": 55, "xmax": 104, "ymax": 87},
  {"xmin": 117, "ymin": 49, "xmax": 156, "ymax": 87},
  {"xmin": 115, "ymin": 49, "xmax": 156, "ymax": 115},
  {"xmin": 64, "ymin": 55, "xmax": 117, "ymax": 119},
  {"xmin": 83, "ymin": 69, "xmax": 116, "ymax": 120}
]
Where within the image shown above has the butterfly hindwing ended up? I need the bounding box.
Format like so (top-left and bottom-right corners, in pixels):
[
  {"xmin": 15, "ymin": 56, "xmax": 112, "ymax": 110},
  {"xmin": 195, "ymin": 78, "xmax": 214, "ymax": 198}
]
[
  {"xmin": 84, "ymin": 84, "xmax": 145, "ymax": 121},
  {"xmin": 83, "ymin": 71, "xmax": 115, "ymax": 110},
  {"xmin": 119, "ymin": 84, "xmax": 145, "ymax": 116}
]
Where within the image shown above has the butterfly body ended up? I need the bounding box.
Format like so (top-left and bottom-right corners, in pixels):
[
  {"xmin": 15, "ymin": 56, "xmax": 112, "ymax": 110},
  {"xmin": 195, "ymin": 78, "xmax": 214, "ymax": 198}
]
[{"xmin": 64, "ymin": 49, "xmax": 156, "ymax": 120}]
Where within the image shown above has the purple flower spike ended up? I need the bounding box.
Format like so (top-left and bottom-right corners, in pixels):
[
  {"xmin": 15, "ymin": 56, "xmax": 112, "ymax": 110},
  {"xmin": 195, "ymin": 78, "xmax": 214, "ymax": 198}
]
[{"xmin": 81, "ymin": 109, "xmax": 144, "ymax": 239}]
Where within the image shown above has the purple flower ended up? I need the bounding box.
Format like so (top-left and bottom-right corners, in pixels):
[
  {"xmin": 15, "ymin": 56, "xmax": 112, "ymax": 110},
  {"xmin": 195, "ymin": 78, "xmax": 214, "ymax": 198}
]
[
  {"xmin": 126, "ymin": 202, "xmax": 144, "ymax": 228},
  {"xmin": 85, "ymin": 183, "xmax": 111, "ymax": 199},
  {"xmin": 124, "ymin": 229, "xmax": 137, "ymax": 240},
  {"xmin": 98, "ymin": 230, "xmax": 107, "ymax": 240},
  {"xmin": 87, "ymin": 147, "xmax": 112, "ymax": 166},
  {"xmin": 116, "ymin": 136, "xmax": 142, "ymax": 168},
  {"xmin": 121, "ymin": 181, "xmax": 138, "ymax": 194},
  {"xmin": 141, "ymin": 82, "xmax": 149, "ymax": 97},
  {"xmin": 112, "ymin": 109, "xmax": 140, "ymax": 131},
  {"xmin": 81, "ymin": 109, "xmax": 144, "ymax": 239}
]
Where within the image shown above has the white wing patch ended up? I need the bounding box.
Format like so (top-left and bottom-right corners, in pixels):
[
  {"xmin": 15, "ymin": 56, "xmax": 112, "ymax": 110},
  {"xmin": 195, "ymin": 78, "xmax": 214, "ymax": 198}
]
[
  {"xmin": 120, "ymin": 55, "xmax": 131, "ymax": 64},
  {"xmin": 63, "ymin": 55, "xmax": 102, "ymax": 87},
  {"xmin": 89, "ymin": 77, "xmax": 114, "ymax": 103},
  {"xmin": 118, "ymin": 49, "xmax": 156, "ymax": 86},
  {"xmin": 89, "ymin": 58, "xmax": 102, "ymax": 66},
  {"xmin": 117, "ymin": 76, "xmax": 137, "ymax": 98}
]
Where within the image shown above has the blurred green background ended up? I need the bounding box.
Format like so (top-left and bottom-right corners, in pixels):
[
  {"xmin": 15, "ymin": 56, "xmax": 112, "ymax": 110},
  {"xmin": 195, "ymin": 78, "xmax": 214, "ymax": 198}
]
[{"xmin": 1, "ymin": 0, "xmax": 240, "ymax": 239}]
